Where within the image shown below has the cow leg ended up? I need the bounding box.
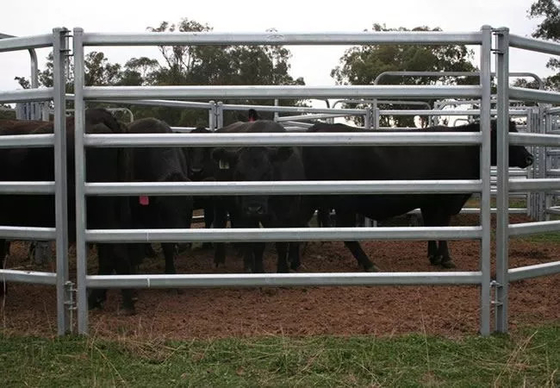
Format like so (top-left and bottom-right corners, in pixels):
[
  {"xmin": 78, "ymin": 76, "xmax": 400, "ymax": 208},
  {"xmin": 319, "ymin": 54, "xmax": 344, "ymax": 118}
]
[
  {"xmin": 88, "ymin": 244, "xmax": 112, "ymax": 310},
  {"xmin": 288, "ymin": 242, "xmax": 301, "ymax": 271},
  {"xmin": 213, "ymin": 199, "xmax": 228, "ymax": 267},
  {"xmin": 243, "ymin": 243, "xmax": 254, "ymax": 272},
  {"xmin": 112, "ymin": 244, "xmax": 136, "ymax": 315},
  {"xmin": 427, "ymin": 240, "xmax": 441, "ymax": 265},
  {"xmin": 422, "ymin": 208, "xmax": 456, "ymax": 268},
  {"xmin": 337, "ymin": 210, "xmax": 378, "ymax": 271},
  {"xmin": 275, "ymin": 242, "xmax": 289, "ymax": 273},
  {"xmin": 202, "ymin": 201, "xmax": 214, "ymax": 249},
  {"xmin": 161, "ymin": 243, "xmax": 176, "ymax": 274},
  {"xmin": 436, "ymin": 240, "xmax": 456, "ymax": 268},
  {"xmin": 0, "ymin": 240, "xmax": 7, "ymax": 296},
  {"xmin": 252, "ymin": 242, "xmax": 266, "ymax": 273}
]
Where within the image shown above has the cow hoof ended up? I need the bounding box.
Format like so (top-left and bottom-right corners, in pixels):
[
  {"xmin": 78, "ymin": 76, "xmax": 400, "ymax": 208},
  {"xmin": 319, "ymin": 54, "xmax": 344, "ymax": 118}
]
[
  {"xmin": 441, "ymin": 259, "xmax": 456, "ymax": 269},
  {"xmin": 365, "ymin": 264, "xmax": 381, "ymax": 272},
  {"xmin": 176, "ymin": 243, "xmax": 190, "ymax": 253},
  {"xmin": 429, "ymin": 255, "xmax": 442, "ymax": 266},
  {"xmin": 118, "ymin": 306, "xmax": 136, "ymax": 316},
  {"xmin": 167, "ymin": 288, "xmax": 184, "ymax": 295}
]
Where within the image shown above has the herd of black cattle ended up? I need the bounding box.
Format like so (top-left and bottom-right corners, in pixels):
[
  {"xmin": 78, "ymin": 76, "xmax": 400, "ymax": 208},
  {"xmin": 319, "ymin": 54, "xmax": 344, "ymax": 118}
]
[{"xmin": 0, "ymin": 108, "xmax": 534, "ymax": 314}]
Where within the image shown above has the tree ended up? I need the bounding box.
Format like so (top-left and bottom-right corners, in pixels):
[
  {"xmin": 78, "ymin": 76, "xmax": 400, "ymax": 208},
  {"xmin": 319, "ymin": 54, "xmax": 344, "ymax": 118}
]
[
  {"xmin": 526, "ymin": 0, "xmax": 560, "ymax": 91},
  {"xmin": 331, "ymin": 24, "xmax": 478, "ymax": 127}
]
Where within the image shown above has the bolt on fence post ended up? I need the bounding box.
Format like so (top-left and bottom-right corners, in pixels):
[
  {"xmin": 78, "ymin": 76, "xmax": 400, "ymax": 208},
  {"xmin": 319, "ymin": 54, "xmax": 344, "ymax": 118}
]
[
  {"xmin": 495, "ymin": 27, "xmax": 510, "ymax": 334},
  {"xmin": 53, "ymin": 27, "xmax": 71, "ymax": 335}
]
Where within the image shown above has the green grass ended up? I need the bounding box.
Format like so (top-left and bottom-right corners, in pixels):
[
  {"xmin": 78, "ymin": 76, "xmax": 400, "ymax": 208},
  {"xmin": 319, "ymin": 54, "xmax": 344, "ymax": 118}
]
[{"xmin": 1, "ymin": 326, "xmax": 559, "ymax": 387}]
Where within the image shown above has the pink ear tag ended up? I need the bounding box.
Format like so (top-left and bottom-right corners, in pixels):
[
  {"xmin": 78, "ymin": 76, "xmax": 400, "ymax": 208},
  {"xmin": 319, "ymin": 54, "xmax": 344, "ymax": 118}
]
[{"xmin": 139, "ymin": 196, "xmax": 150, "ymax": 206}]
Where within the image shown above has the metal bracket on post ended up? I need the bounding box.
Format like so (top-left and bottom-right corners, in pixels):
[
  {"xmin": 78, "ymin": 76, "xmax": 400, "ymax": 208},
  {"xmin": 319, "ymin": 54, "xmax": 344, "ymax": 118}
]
[
  {"xmin": 490, "ymin": 280, "xmax": 503, "ymax": 307},
  {"xmin": 64, "ymin": 281, "xmax": 77, "ymax": 333}
]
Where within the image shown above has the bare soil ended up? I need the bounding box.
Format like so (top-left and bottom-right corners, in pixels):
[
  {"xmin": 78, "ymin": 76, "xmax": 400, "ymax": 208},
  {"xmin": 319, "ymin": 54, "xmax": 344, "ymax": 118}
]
[{"xmin": 1, "ymin": 214, "xmax": 559, "ymax": 339}]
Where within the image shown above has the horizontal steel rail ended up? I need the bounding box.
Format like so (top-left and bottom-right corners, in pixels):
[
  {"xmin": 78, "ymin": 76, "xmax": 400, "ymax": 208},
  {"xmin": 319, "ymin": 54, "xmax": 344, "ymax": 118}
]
[
  {"xmin": 81, "ymin": 31, "xmax": 483, "ymax": 46},
  {"xmin": 546, "ymin": 207, "xmax": 560, "ymax": 215},
  {"xmin": 82, "ymin": 85, "xmax": 482, "ymax": 100},
  {"xmin": 547, "ymin": 106, "xmax": 560, "ymax": 114},
  {"xmin": 408, "ymin": 207, "xmax": 527, "ymax": 215},
  {"xmin": 0, "ymin": 226, "xmax": 56, "ymax": 240},
  {"xmin": 374, "ymin": 70, "xmax": 545, "ymax": 90},
  {"xmin": 378, "ymin": 109, "xmax": 528, "ymax": 116},
  {"xmin": 0, "ymin": 269, "xmax": 57, "ymax": 285},
  {"xmin": 510, "ymin": 87, "xmax": 560, "ymax": 104},
  {"xmin": 0, "ymin": 134, "xmax": 55, "ymax": 148},
  {"xmin": 221, "ymin": 103, "xmax": 365, "ymax": 115},
  {"xmin": 546, "ymin": 170, "xmax": 560, "ymax": 177},
  {"xmin": 84, "ymin": 132, "xmax": 483, "ymax": 147},
  {"xmin": 0, "ymin": 33, "xmax": 53, "ymax": 52},
  {"xmin": 0, "ymin": 88, "xmax": 54, "ymax": 103},
  {"xmin": 276, "ymin": 113, "xmax": 362, "ymax": 122},
  {"xmin": 95, "ymin": 98, "xmax": 213, "ymax": 109},
  {"xmin": 509, "ymin": 261, "xmax": 560, "ymax": 282},
  {"xmin": 509, "ymin": 132, "xmax": 560, "ymax": 147},
  {"xmin": 509, "ymin": 178, "xmax": 560, "ymax": 192},
  {"xmin": 86, "ymin": 271, "xmax": 483, "ymax": 289},
  {"xmin": 85, "ymin": 180, "xmax": 482, "ymax": 196},
  {"xmin": 509, "ymin": 220, "xmax": 560, "ymax": 237},
  {"xmin": 510, "ymin": 34, "xmax": 560, "ymax": 56},
  {"xmin": 85, "ymin": 226, "xmax": 483, "ymax": 243},
  {"xmin": 0, "ymin": 182, "xmax": 55, "ymax": 194}
]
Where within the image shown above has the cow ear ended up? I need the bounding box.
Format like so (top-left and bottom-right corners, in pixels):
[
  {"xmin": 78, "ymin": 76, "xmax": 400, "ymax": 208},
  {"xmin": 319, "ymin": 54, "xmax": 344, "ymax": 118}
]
[
  {"xmin": 270, "ymin": 147, "xmax": 293, "ymax": 162},
  {"xmin": 212, "ymin": 148, "xmax": 237, "ymax": 170}
]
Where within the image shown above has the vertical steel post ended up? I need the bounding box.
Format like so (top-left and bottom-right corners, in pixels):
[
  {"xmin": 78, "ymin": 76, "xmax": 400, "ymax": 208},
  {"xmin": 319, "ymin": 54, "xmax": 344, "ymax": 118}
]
[
  {"xmin": 537, "ymin": 108, "xmax": 546, "ymax": 220},
  {"xmin": 217, "ymin": 101, "xmax": 224, "ymax": 129},
  {"xmin": 208, "ymin": 100, "xmax": 216, "ymax": 131},
  {"xmin": 73, "ymin": 28, "xmax": 89, "ymax": 335},
  {"xmin": 495, "ymin": 27, "xmax": 510, "ymax": 333},
  {"xmin": 274, "ymin": 99, "xmax": 279, "ymax": 122},
  {"xmin": 53, "ymin": 27, "xmax": 70, "ymax": 335},
  {"xmin": 27, "ymin": 48, "xmax": 42, "ymax": 120},
  {"xmin": 544, "ymin": 112, "xmax": 553, "ymax": 221},
  {"xmin": 479, "ymin": 25, "xmax": 492, "ymax": 336},
  {"xmin": 526, "ymin": 109, "xmax": 533, "ymax": 217}
]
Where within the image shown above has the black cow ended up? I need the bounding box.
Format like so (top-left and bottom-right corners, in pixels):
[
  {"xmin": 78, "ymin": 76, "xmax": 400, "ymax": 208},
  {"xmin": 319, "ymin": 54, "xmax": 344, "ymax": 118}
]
[
  {"xmin": 0, "ymin": 109, "xmax": 138, "ymax": 315},
  {"xmin": 212, "ymin": 120, "xmax": 305, "ymax": 273},
  {"xmin": 126, "ymin": 118, "xmax": 194, "ymax": 275},
  {"xmin": 302, "ymin": 120, "xmax": 534, "ymax": 271},
  {"xmin": 182, "ymin": 126, "xmax": 215, "ymax": 239}
]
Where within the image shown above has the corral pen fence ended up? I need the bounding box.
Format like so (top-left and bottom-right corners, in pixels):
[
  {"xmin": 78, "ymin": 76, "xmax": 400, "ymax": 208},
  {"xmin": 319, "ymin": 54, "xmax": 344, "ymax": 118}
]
[{"xmin": 0, "ymin": 26, "xmax": 559, "ymax": 336}]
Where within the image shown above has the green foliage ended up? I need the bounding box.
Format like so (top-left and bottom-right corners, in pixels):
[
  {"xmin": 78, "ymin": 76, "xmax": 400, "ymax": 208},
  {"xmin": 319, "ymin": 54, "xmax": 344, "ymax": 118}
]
[
  {"xmin": 1, "ymin": 325, "xmax": 559, "ymax": 387},
  {"xmin": 530, "ymin": 0, "xmax": 560, "ymax": 41},
  {"xmin": 526, "ymin": 1, "xmax": 560, "ymax": 91},
  {"xmin": 331, "ymin": 24, "xmax": 478, "ymax": 127}
]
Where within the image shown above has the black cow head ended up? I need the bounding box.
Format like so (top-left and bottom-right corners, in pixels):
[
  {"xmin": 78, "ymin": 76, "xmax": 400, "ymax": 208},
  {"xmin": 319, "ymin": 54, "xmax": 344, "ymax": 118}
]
[
  {"xmin": 184, "ymin": 127, "xmax": 213, "ymax": 181},
  {"xmin": 212, "ymin": 146, "xmax": 293, "ymax": 220},
  {"xmin": 490, "ymin": 120, "xmax": 534, "ymax": 168}
]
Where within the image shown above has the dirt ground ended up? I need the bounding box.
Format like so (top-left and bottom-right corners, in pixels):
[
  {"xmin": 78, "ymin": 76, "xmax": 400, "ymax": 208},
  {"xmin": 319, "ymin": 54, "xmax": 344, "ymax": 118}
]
[{"xmin": 1, "ymin": 214, "xmax": 559, "ymax": 339}]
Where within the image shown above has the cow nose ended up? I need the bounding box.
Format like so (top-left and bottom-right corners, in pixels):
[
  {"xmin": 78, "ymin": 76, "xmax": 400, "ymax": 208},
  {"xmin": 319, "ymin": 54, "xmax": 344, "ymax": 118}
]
[
  {"xmin": 247, "ymin": 205, "xmax": 264, "ymax": 216},
  {"xmin": 526, "ymin": 155, "xmax": 534, "ymax": 166}
]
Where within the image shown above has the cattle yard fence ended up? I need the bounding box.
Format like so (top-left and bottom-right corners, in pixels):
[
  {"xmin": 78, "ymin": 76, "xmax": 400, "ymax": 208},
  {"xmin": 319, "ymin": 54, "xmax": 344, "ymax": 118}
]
[
  {"xmin": 0, "ymin": 28, "xmax": 71, "ymax": 335},
  {"xmin": 1, "ymin": 26, "xmax": 559, "ymax": 336}
]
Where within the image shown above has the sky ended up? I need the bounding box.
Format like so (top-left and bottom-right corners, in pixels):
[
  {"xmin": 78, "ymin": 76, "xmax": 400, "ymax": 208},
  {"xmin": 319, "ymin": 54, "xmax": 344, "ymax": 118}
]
[{"xmin": 0, "ymin": 0, "xmax": 557, "ymax": 97}]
